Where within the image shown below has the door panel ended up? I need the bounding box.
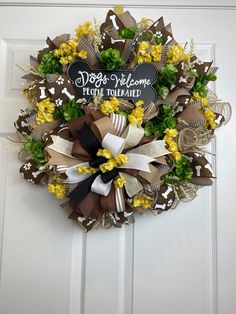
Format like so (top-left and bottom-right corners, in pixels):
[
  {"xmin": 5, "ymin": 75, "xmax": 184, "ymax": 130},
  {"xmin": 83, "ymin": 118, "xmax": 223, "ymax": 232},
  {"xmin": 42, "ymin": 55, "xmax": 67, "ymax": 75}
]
[{"xmin": 0, "ymin": 4, "xmax": 235, "ymax": 314}]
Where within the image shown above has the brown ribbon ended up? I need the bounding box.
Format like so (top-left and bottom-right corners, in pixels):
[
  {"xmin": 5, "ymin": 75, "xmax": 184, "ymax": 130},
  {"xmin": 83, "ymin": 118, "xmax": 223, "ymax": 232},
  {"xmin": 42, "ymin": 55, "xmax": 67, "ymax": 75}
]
[
  {"xmin": 91, "ymin": 116, "xmax": 117, "ymax": 142},
  {"xmin": 138, "ymin": 164, "xmax": 168, "ymax": 188},
  {"xmin": 101, "ymin": 185, "xmax": 117, "ymax": 212}
]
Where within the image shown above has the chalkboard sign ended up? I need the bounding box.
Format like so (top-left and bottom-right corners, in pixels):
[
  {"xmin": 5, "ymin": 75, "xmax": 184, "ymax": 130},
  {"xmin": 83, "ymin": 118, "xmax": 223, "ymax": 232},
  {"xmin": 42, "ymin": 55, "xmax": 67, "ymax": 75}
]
[{"xmin": 67, "ymin": 60, "xmax": 158, "ymax": 103}]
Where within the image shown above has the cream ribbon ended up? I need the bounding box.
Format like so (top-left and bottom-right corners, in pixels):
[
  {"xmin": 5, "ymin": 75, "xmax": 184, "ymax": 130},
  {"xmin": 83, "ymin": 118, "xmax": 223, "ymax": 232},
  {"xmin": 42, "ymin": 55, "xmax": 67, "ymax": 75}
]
[
  {"xmin": 47, "ymin": 135, "xmax": 75, "ymax": 158},
  {"xmin": 102, "ymin": 133, "xmax": 125, "ymax": 157},
  {"xmin": 64, "ymin": 162, "xmax": 91, "ymax": 184},
  {"xmin": 129, "ymin": 140, "xmax": 170, "ymax": 157},
  {"xmin": 121, "ymin": 125, "xmax": 144, "ymax": 149},
  {"xmin": 121, "ymin": 172, "xmax": 143, "ymax": 197},
  {"xmin": 120, "ymin": 153, "xmax": 154, "ymax": 172},
  {"xmin": 91, "ymin": 175, "xmax": 113, "ymax": 196}
]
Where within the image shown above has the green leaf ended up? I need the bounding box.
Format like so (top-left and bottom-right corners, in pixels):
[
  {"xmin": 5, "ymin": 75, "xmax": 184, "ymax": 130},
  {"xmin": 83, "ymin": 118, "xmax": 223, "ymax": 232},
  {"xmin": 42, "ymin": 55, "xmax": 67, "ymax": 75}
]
[
  {"xmin": 155, "ymin": 36, "xmax": 164, "ymax": 45},
  {"xmin": 24, "ymin": 137, "xmax": 46, "ymax": 167},
  {"xmin": 53, "ymin": 99, "xmax": 84, "ymax": 122},
  {"xmin": 161, "ymin": 156, "xmax": 193, "ymax": 183},
  {"xmin": 191, "ymin": 72, "xmax": 217, "ymax": 97},
  {"xmin": 143, "ymin": 104, "xmax": 177, "ymax": 139},
  {"xmin": 99, "ymin": 48, "xmax": 125, "ymax": 70},
  {"xmin": 154, "ymin": 64, "xmax": 178, "ymax": 99},
  {"xmin": 37, "ymin": 53, "xmax": 63, "ymax": 76},
  {"xmin": 144, "ymin": 121, "xmax": 154, "ymax": 136},
  {"xmin": 118, "ymin": 26, "xmax": 136, "ymax": 39}
]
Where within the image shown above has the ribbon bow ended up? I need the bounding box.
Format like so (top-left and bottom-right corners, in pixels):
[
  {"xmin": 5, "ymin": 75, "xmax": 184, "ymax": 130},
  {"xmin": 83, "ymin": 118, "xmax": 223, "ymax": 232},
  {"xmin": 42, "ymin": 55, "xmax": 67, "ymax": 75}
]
[{"xmin": 47, "ymin": 112, "xmax": 170, "ymax": 218}]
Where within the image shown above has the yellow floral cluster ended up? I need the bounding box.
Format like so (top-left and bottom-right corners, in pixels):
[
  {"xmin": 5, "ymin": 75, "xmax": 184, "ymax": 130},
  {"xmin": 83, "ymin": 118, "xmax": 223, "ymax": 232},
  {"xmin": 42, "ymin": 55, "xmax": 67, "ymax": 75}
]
[
  {"xmin": 136, "ymin": 41, "xmax": 163, "ymax": 64},
  {"xmin": 191, "ymin": 91, "xmax": 201, "ymax": 101},
  {"xmin": 75, "ymin": 21, "xmax": 96, "ymax": 39},
  {"xmin": 114, "ymin": 175, "xmax": 126, "ymax": 188},
  {"xmin": 48, "ymin": 182, "xmax": 68, "ymax": 199},
  {"xmin": 99, "ymin": 153, "xmax": 128, "ymax": 173},
  {"xmin": 128, "ymin": 100, "xmax": 144, "ymax": 126},
  {"xmin": 167, "ymin": 44, "xmax": 190, "ymax": 64},
  {"xmin": 204, "ymin": 108, "xmax": 216, "ymax": 129},
  {"xmin": 36, "ymin": 98, "xmax": 55, "ymax": 125},
  {"xmin": 76, "ymin": 149, "xmax": 128, "ymax": 177},
  {"xmin": 53, "ymin": 38, "xmax": 87, "ymax": 65},
  {"xmin": 76, "ymin": 166, "xmax": 97, "ymax": 174},
  {"xmin": 97, "ymin": 148, "xmax": 112, "ymax": 159},
  {"xmin": 100, "ymin": 97, "xmax": 120, "ymax": 116},
  {"xmin": 164, "ymin": 128, "xmax": 182, "ymax": 161},
  {"xmin": 131, "ymin": 195, "xmax": 153, "ymax": 209},
  {"xmin": 97, "ymin": 148, "xmax": 128, "ymax": 173},
  {"xmin": 191, "ymin": 93, "xmax": 217, "ymax": 129}
]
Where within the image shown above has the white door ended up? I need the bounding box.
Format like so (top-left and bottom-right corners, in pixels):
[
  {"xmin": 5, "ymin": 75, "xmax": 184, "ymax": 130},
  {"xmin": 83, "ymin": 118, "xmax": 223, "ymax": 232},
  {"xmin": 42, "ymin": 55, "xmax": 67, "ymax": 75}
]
[{"xmin": 0, "ymin": 1, "xmax": 235, "ymax": 314}]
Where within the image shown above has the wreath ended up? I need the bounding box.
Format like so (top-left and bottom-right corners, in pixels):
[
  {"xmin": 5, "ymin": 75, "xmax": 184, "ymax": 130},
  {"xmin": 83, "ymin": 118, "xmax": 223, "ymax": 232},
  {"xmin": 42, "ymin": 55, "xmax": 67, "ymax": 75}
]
[{"xmin": 13, "ymin": 6, "xmax": 231, "ymax": 231}]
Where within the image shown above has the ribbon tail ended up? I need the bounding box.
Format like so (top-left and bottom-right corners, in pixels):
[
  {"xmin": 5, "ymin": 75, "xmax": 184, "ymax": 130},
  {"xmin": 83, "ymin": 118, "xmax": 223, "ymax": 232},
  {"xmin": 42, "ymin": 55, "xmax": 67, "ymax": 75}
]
[
  {"xmin": 119, "ymin": 153, "xmax": 154, "ymax": 172},
  {"xmin": 69, "ymin": 172, "xmax": 99, "ymax": 211}
]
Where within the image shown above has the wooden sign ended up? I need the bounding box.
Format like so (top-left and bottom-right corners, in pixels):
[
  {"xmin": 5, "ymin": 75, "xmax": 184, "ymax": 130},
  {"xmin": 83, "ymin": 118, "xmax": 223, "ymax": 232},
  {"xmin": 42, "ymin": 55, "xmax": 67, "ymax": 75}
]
[{"xmin": 67, "ymin": 60, "xmax": 158, "ymax": 103}]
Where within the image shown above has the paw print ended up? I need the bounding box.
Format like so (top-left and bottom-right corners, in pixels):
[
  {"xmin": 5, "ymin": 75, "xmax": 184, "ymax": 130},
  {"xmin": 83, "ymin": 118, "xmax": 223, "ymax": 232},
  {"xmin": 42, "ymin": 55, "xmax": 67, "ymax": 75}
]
[
  {"xmin": 23, "ymin": 162, "xmax": 31, "ymax": 171},
  {"xmin": 167, "ymin": 199, "xmax": 173, "ymax": 207},
  {"xmin": 55, "ymin": 98, "xmax": 63, "ymax": 106},
  {"xmin": 56, "ymin": 76, "xmax": 64, "ymax": 85},
  {"xmin": 156, "ymin": 31, "xmax": 163, "ymax": 37},
  {"xmin": 197, "ymin": 59, "xmax": 204, "ymax": 65}
]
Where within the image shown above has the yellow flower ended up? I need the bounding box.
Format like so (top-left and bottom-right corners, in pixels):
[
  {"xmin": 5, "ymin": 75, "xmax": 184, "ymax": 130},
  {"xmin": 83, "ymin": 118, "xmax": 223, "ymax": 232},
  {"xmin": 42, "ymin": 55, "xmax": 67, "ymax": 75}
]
[
  {"xmin": 99, "ymin": 159, "xmax": 117, "ymax": 173},
  {"xmin": 168, "ymin": 141, "xmax": 178, "ymax": 152},
  {"xmin": 128, "ymin": 106, "xmax": 144, "ymax": 126},
  {"xmin": 36, "ymin": 98, "xmax": 55, "ymax": 125},
  {"xmin": 200, "ymin": 98, "xmax": 208, "ymax": 108},
  {"xmin": 139, "ymin": 41, "xmax": 150, "ymax": 52},
  {"xmin": 204, "ymin": 108, "xmax": 215, "ymax": 120},
  {"xmin": 60, "ymin": 57, "xmax": 68, "ymax": 65},
  {"xmin": 172, "ymin": 151, "xmax": 182, "ymax": 161},
  {"xmin": 137, "ymin": 55, "xmax": 145, "ymax": 64},
  {"xmin": 167, "ymin": 44, "xmax": 189, "ymax": 64},
  {"xmin": 150, "ymin": 44, "xmax": 163, "ymax": 62},
  {"xmin": 136, "ymin": 41, "xmax": 152, "ymax": 64},
  {"xmin": 78, "ymin": 50, "xmax": 87, "ymax": 59},
  {"xmin": 191, "ymin": 91, "xmax": 201, "ymax": 101},
  {"xmin": 53, "ymin": 38, "xmax": 86, "ymax": 65},
  {"xmin": 135, "ymin": 100, "xmax": 144, "ymax": 107},
  {"xmin": 100, "ymin": 97, "xmax": 120, "ymax": 116},
  {"xmin": 44, "ymin": 113, "xmax": 54, "ymax": 123},
  {"xmin": 48, "ymin": 182, "xmax": 68, "ymax": 199},
  {"xmin": 115, "ymin": 154, "xmax": 128, "ymax": 166},
  {"xmin": 76, "ymin": 166, "xmax": 97, "ymax": 174},
  {"xmin": 137, "ymin": 53, "xmax": 152, "ymax": 64},
  {"xmin": 97, "ymin": 148, "xmax": 113, "ymax": 159},
  {"xmin": 114, "ymin": 175, "xmax": 126, "ymax": 189},
  {"xmin": 204, "ymin": 108, "xmax": 216, "ymax": 129},
  {"xmin": 128, "ymin": 115, "xmax": 136, "ymax": 125},
  {"xmin": 132, "ymin": 195, "xmax": 152, "ymax": 209},
  {"xmin": 142, "ymin": 53, "xmax": 152, "ymax": 62},
  {"xmin": 208, "ymin": 120, "xmax": 216, "ymax": 129},
  {"xmin": 165, "ymin": 128, "xmax": 178, "ymax": 138},
  {"xmin": 163, "ymin": 135, "xmax": 173, "ymax": 144},
  {"xmin": 182, "ymin": 53, "xmax": 190, "ymax": 62},
  {"xmin": 75, "ymin": 21, "xmax": 96, "ymax": 39}
]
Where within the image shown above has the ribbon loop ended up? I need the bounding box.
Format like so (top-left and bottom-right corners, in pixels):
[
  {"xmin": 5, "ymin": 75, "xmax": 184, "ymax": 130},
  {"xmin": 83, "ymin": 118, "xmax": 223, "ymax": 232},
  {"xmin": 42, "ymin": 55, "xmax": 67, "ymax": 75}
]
[
  {"xmin": 78, "ymin": 123, "xmax": 101, "ymax": 158},
  {"xmin": 102, "ymin": 133, "xmax": 126, "ymax": 157}
]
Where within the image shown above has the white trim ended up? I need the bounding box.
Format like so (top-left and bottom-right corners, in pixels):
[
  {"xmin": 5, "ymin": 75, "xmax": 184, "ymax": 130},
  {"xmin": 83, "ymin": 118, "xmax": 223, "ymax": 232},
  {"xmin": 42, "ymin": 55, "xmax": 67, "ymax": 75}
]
[
  {"xmin": 0, "ymin": 138, "xmax": 8, "ymax": 288},
  {"xmin": 0, "ymin": 1, "xmax": 236, "ymax": 9}
]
